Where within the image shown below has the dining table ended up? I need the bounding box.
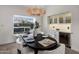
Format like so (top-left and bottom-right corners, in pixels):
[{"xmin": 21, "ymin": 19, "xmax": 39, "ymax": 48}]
[{"xmin": 25, "ymin": 35, "xmax": 60, "ymax": 54}]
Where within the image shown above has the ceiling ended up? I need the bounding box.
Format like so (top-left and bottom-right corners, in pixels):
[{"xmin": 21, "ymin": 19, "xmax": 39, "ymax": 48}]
[{"xmin": 23, "ymin": 5, "xmax": 49, "ymax": 9}]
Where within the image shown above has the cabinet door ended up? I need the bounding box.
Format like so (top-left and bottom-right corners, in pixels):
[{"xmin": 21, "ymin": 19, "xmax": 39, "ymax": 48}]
[
  {"xmin": 65, "ymin": 16, "xmax": 71, "ymax": 23},
  {"xmin": 54, "ymin": 17, "xmax": 57, "ymax": 23},
  {"xmin": 48, "ymin": 16, "xmax": 51, "ymax": 24},
  {"xmin": 48, "ymin": 16, "xmax": 53, "ymax": 24},
  {"xmin": 59, "ymin": 16, "xmax": 64, "ymax": 23},
  {"xmin": 49, "ymin": 18, "xmax": 52, "ymax": 24}
]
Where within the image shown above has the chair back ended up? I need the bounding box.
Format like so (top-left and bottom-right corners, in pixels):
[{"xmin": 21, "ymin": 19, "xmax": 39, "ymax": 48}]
[{"xmin": 35, "ymin": 34, "xmax": 43, "ymax": 46}]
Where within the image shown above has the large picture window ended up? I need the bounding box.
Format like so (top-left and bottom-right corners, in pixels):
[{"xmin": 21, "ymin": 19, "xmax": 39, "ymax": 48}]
[{"xmin": 13, "ymin": 15, "xmax": 35, "ymax": 34}]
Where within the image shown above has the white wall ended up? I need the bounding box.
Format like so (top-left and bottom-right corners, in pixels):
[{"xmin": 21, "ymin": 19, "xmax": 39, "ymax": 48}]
[
  {"xmin": 0, "ymin": 6, "xmax": 27, "ymax": 44},
  {"xmin": 42, "ymin": 5, "xmax": 79, "ymax": 52},
  {"xmin": 34, "ymin": 16, "xmax": 43, "ymax": 32},
  {"xmin": 32, "ymin": 16, "xmax": 43, "ymax": 36},
  {"xmin": 0, "ymin": 6, "xmax": 43, "ymax": 45}
]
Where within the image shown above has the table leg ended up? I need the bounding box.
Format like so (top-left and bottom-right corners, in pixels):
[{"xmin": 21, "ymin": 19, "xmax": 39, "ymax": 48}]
[{"xmin": 34, "ymin": 49, "xmax": 38, "ymax": 54}]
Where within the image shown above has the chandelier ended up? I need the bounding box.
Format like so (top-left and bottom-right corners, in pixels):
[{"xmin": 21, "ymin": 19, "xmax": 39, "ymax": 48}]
[{"xmin": 26, "ymin": 7, "xmax": 46, "ymax": 16}]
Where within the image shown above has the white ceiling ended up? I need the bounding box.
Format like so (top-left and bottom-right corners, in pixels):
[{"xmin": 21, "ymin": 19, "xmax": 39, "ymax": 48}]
[{"xmin": 23, "ymin": 5, "xmax": 49, "ymax": 9}]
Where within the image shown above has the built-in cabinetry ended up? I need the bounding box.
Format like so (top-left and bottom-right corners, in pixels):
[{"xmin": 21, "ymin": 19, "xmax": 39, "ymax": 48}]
[
  {"xmin": 59, "ymin": 32, "xmax": 71, "ymax": 48},
  {"xmin": 48, "ymin": 12, "xmax": 71, "ymax": 48},
  {"xmin": 48, "ymin": 12, "xmax": 71, "ymax": 33},
  {"xmin": 48, "ymin": 12, "xmax": 71, "ymax": 24}
]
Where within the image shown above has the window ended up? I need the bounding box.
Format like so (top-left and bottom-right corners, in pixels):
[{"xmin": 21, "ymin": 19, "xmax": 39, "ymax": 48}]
[
  {"xmin": 13, "ymin": 15, "xmax": 35, "ymax": 34},
  {"xmin": 14, "ymin": 28, "xmax": 24, "ymax": 34}
]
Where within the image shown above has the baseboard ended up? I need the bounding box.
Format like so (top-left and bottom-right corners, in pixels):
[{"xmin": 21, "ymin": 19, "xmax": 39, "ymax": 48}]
[
  {"xmin": 0, "ymin": 41, "xmax": 16, "ymax": 46},
  {"xmin": 71, "ymin": 47, "xmax": 79, "ymax": 53}
]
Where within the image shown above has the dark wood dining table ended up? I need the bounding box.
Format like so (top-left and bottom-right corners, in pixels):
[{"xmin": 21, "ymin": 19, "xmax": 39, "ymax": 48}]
[{"xmin": 26, "ymin": 36, "xmax": 60, "ymax": 54}]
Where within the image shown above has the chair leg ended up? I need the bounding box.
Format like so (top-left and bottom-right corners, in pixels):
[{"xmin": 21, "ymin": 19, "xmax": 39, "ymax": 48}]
[{"xmin": 17, "ymin": 49, "xmax": 21, "ymax": 54}]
